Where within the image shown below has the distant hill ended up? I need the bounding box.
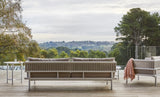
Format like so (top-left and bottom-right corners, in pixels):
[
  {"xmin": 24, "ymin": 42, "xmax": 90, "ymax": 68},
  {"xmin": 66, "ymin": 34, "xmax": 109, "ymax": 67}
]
[{"xmin": 39, "ymin": 41, "xmax": 115, "ymax": 52}]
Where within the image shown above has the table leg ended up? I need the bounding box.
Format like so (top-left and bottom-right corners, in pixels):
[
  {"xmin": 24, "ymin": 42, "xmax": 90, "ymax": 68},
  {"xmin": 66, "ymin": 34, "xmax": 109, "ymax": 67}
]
[
  {"xmin": 21, "ymin": 63, "xmax": 22, "ymax": 83},
  {"xmin": 12, "ymin": 64, "xmax": 14, "ymax": 85},
  {"xmin": 138, "ymin": 75, "xmax": 139, "ymax": 80},
  {"xmin": 111, "ymin": 72, "xmax": 113, "ymax": 90},
  {"xmin": 28, "ymin": 72, "xmax": 31, "ymax": 91},
  {"xmin": 155, "ymin": 76, "xmax": 157, "ymax": 86},
  {"xmin": 118, "ymin": 69, "xmax": 119, "ymax": 80},
  {"xmin": 6, "ymin": 63, "xmax": 8, "ymax": 83}
]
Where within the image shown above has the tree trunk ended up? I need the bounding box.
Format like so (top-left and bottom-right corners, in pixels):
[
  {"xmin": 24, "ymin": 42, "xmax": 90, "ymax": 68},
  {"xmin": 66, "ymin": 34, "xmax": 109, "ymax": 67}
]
[{"xmin": 135, "ymin": 45, "xmax": 138, "ymax": 59}]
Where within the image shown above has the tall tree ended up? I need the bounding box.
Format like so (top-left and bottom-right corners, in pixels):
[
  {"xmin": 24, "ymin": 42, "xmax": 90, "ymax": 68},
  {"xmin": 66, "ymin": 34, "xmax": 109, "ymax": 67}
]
[
  {"xmin": 114, "ymin": 8, "xmax": 160, "ymax": 58},
  {"xmin": 0, "ymin": 0, "xmax": 32, "ymax": 37},
  {"xmin": 0, "ymin": 0, "xmax": 40, "ymax": 63},
  {"xmin": 143, "ymin": 13, "xmax": 160, "ymax": 46},
  {"xmin": 27, "ymin": 40, "xmax": 41, "ymax": 57}
]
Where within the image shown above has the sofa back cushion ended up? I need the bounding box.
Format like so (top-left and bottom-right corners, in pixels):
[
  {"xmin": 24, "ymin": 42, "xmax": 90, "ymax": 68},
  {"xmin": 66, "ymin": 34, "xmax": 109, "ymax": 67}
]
[
  {"xmin": 151, "ymin": 56, "xmax": 160, "ymax": 60},
  {"xmin": 28, "ymin": 57, "xmax": 70, "ymax": 61},
  {"xmin": 72, "ymin": 58, "xmax": 114, "ymax": 61}
]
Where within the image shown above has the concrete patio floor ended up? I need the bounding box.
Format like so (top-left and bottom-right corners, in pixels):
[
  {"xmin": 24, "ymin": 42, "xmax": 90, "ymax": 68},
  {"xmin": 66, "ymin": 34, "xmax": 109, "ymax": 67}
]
[{"xmin": 0, "ymin": 70, "xmax": 160, "ymax": 97}]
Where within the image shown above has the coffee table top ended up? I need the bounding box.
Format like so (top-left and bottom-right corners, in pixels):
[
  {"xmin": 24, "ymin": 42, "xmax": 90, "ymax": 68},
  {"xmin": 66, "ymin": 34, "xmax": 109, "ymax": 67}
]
[{"xmin": 4, "ymin": 61, "xmax": 23, "ymax": 64}]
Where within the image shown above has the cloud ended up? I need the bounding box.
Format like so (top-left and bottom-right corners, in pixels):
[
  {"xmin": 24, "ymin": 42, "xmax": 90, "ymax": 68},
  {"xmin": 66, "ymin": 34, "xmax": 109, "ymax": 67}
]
[{"xmin": 22, "ymin": 0, "xmax": 160, "ymax": 43}]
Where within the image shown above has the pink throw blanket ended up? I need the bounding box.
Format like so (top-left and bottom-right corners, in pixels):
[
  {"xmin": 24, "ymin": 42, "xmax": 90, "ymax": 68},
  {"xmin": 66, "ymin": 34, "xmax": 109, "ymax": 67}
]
[{"xmin": 124, "ymin": 58, "xmax": 135, "ymax": 81}]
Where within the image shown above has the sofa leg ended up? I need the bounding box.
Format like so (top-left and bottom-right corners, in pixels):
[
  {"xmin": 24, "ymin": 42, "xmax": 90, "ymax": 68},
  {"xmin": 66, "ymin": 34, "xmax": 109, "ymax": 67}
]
[
  {"xmin": 34, "ymin": 80, "xmax": 36, "ymax": 85},
  {"xmin": 126, "ymin": 79, "xmax": 128, "ymax": 84},
  {"xmin": 155, "ymin": 76, "xmax": 157, "ymax": 86},
  {"xmin": 28, "ymin": 72, "xmax": 31, "ymax": 91},
  {"xmin": 111, "ymin": 80, "xmax": 112, "ymax": 90},
  {"xmin": 111, "ymin": 72, "xmax": 113, "ymax": 90},
  {"xmin": 138, "ymin": 75, "xmax": 139, "ymax": 80},
  {"xmin": 106, "ymin": 81, "xmax": 108, "ymax": 85},
  {"xmin": 29, "ymin": 79, "xmax": 30, "ymax": 91}
]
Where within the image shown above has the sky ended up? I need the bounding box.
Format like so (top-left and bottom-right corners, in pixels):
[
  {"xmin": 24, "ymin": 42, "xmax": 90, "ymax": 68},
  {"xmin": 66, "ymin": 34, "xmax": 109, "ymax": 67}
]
[{"xmin": 22, "ymin": 0, "xmax": 160, "ymax": 43}]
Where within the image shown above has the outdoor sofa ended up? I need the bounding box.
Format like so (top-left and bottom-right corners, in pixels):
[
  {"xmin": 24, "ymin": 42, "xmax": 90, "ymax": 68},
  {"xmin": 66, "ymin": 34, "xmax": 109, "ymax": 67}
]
[
  {"xmin": 126, "ymin": 56, "xmax": 160, "ymax": 86},
  {"xmin": 25, "ymin": 57, "xmax": 116, "ymax": 90}
]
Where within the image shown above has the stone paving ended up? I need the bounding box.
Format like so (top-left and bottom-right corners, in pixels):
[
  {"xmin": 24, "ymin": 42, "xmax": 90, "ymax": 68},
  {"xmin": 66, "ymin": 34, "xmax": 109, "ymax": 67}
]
[{"xmin": 0, "ymin": 70, "xmax": 160, "ymax": 97}]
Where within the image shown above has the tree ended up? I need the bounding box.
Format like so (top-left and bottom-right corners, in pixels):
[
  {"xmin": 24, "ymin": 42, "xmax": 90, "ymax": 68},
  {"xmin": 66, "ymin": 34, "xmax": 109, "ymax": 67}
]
[
  {"xmin": 40, "ymin": 49, "xmax": 48, "ymax": 58},
  {"xmin": 27, "ymin": 40, "xmax": 41, "ymax": 58},
  {"xmin": 143, "ymin": 13, "xmax": 160, "ymax": 46},
  {"xmin": 70, "ymin": 50, "xmax": 88, "ymax": 58},
  {"xmin": 115, "ymin": 8, "xmax": 160, "ymax": 58},
  {"xmin": 70, "ymin": 50, "xmax": 79, "ymax": 58},
  {"xmin": 79, "ymin": 51, "xmax": 88, "ymax": 58},
  {"xmin": 88, "ymin": 50, "xmax": 106, "ymax": 58},
  {"xmin": 96, "ymin": 50, "xmax": 106, "ymax": 58},
  {"xmin": 88, "ymin": 50, "xmax": 96, "ymax": 58},
  {"xmin": 48, "ymin": 48, "xmax": 58, "ymax": 58},
  {"xmin": 59, "ymin": 51, "xmax": 69, "ymax": 58},
  {"xmin": 0, "ymin": 0, "xmax": 31, "ymax": 36},
  {"xmin": 108, "ymin": 43, "xmax": 131, "ymax": 65},
  {"xmin": 0, "ymin": 33, "xmax": 17, "ymax": 62},
  {"xmin": 0, "ymin": 0, "xmax": 44, "ymax": 64},
  {"xmin": 0, "ymin": 0, "xmax": 34, "ymax": 63},
  {"xmin": 56, "ymin": 46, "xmax": 70, "ymax": 55}
]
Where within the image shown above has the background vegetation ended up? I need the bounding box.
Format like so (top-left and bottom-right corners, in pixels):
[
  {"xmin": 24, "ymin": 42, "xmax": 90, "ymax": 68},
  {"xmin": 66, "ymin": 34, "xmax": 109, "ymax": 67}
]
[{"xmin": 40, "ymin": 48, "xmax": 106, "ymax": 58}]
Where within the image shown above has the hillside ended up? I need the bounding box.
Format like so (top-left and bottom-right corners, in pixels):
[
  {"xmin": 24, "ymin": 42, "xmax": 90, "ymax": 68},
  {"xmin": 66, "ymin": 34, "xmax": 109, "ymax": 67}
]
[{"xmin": 39, "ymin": 41, "xmax": 115, "ymax": 52}]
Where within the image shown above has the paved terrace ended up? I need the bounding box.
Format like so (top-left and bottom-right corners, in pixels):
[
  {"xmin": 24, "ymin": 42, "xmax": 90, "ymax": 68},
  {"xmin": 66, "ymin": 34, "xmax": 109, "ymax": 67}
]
[{"xmin": 0, "ymin": 70, "xmax": 160, "ymax": 97}]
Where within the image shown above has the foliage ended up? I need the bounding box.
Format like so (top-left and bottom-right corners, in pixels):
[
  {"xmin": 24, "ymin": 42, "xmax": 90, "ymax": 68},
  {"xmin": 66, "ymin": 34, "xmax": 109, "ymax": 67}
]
[
  {"xmin": 27, "ymin": 40, "xmax": 41, "ymax": 58},
  {"xmin": 0, "ymin": 0, "xmax": 32, "ymax": 37},
  {"xmin": 70, "ymin": 50, "xmax": 79, "ymax": 58},
  {"xmin": 143, "ymin": 13, "xmax": 160, "ymax": 46},
  {"xmin": 115, "ymin": 8, "xmax": 149, "ymax": 45},
  {"xmin": 59, "ymin": 51, "xmax": 69, "ymax": 58},
  {"xmin": 108, "ymin": 43, "xmax": 132, "ymax": 65},
  {"xmin": 56, "ymin": 46, "xmax": 70, "ymax": 55},
  {"xmin": 0, "ymin": 0, "xmax": 40, "ymax": 64},
  {"xmin": 40, "ymin": 49, "xmax": 48, "ymax": 58},
  {"xmin": 48, "ymin": 48, "xmax": 58, "ymax": 58},
  {"xmin": 79, "ymin": 51, "xmax": 88, "ymax": 58},
  {"xmin": 88, "ymin": 50, "xmax": 106, "ymax": 58},
  {"xmin": 39, "ymin": 48, "xmax": 108, "ymax": 58},
  {"xmin": 39, "ymin": 41, "xmax": 114, "ymax": 52},
  {"xmin": 115, "ymin": 8, "xmax": 160, "ymax": 59}
]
